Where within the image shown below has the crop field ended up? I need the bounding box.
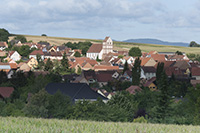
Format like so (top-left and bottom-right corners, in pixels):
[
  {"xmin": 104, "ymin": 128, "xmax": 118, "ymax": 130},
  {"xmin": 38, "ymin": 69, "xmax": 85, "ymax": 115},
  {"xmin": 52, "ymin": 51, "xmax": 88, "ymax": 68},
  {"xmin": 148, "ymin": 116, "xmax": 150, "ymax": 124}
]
[
  {"xmin": 9, "ymin": 35, "xmax": 200, "ymax": 54},
  {"xmin": 1, "ymin": 117, "xmax": 200, "ymax": 133}
]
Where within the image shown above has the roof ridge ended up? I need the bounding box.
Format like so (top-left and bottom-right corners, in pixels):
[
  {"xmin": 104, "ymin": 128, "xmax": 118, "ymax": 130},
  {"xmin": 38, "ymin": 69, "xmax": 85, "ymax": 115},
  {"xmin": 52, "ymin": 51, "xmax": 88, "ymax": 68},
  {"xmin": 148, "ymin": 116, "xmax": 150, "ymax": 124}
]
[{"xmin": 72, "ymin": 83, "xmax": 86, "ymax": 99}]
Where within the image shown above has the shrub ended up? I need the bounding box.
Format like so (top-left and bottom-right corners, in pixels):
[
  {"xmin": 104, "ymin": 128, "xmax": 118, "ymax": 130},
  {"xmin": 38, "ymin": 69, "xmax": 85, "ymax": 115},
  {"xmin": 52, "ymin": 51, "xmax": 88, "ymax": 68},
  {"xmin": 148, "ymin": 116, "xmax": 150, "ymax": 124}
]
[{"xmin": 133, "ymin": 116, "xmax": 147, "ymax": 123}]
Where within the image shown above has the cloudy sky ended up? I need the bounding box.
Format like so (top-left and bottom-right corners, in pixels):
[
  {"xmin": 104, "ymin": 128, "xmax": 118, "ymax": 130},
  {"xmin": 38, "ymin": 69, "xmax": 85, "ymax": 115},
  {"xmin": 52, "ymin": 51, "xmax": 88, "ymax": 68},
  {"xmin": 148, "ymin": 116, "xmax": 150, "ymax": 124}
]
[{"xmin": 1, "ymin": 0, "xmax": 200, "ymax": 43}]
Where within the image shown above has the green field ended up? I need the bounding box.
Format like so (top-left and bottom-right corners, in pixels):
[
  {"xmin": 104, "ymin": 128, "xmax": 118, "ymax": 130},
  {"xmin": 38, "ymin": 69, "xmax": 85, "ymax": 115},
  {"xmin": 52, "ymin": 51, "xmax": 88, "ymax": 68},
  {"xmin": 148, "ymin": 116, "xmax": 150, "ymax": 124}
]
[
  {"xmin": 9, "ymin": 35, "xmax": 200, "ymax": 54},
  {"xmin": 1, "ymin": 117, "xmax": 200, "ymax": 133}
]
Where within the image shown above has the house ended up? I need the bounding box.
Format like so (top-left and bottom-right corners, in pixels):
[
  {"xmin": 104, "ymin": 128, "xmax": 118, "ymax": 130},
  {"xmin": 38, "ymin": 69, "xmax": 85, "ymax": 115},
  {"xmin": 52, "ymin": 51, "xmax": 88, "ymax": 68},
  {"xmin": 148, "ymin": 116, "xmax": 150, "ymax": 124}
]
[
  {"xmin": 69, "ymin": 57, "xmax": 98, "ymax": 73},
  {"xmin": 44, "ymin": 52, "xmax": 63, "ymax": 60},
  {"xmin": 86, "ymin": 36, "xmax": 113, "ymax": 60},
  {"xmin": 18, "ymin": 63, "xmax": 31, "ymax": 72},
  {"xmin": 97, "ymin": 89, "xmax": 114, "ymax": 99},
  {"xmin": 96, "ymin": 72, "xmax": 114, "ymax": 87},
  {"xmin": 8, "ymin": 51, "xmax": 21, "ymax": 61},
  {"xmin": 167, "ymin": 55, "xmax": 189, "ymax": 61},
  {"xmin": 121, "ymin": 70, "xmax": 132, "ymax": 81},
  {"xmin": 150, "ymin": 54, "xmax": 166, "ymax": 62},
  {"xmin": 0, "ymin": 50, "xmax": 6, "ymax": 57},
  {"xmin": 45, "ymin": 83, "xmax": 108, "ymax": 102},
  {"xmin": 0, "ymin": 42, "xmax": 8, "ymax": 50},
  {"xmin": 94, "ymin": 65, "xmax": 119, "ymax": 71},
  {"xmin": 143, "ymin": 77, "xmax": 157, "ymax": 91},
  {"xmin": 140, "ymin": 57, "xmax": 157, "ymax": 67},
  {"xmin": 27, "ymin": 57, "xmax": 38, "ymax": 69},
  {"xmin": 0, "ymin": 87, "xmax": 14, "ymax": 99},
  {"xmin": 126, "ymin": 85, "xmax": 142, "ymax": 95},
  {"xmin": 29, "ymin": 50, "xmax": 45, "ymax": 60},
  {"xmin": 191, "ymin": 67, "xmax": 200, "ymax": 80},
  {"xmin": 0, "ymin": 62, "xmax": 11, "ymax": 72},
  {"xmin": 141, "ymin": 66, "xmax": 156, "ymax": 80}
]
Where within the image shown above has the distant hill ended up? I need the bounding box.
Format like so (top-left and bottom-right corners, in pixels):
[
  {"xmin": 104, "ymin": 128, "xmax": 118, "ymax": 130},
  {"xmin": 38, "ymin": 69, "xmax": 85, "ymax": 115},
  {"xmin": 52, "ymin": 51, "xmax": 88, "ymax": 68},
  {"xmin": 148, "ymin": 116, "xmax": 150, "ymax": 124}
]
[{"xmin": 123, "ymin": 38, "xmax": 189, "ymax": 47}]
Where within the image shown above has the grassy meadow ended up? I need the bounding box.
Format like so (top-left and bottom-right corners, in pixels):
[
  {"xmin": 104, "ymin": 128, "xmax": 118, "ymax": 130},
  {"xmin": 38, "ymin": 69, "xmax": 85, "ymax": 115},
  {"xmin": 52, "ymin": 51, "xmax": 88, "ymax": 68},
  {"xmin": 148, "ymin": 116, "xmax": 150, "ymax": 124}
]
[
  {"xmin": 1, "ymin": 116, "xmax": 200, "ymax": 133},
  {"xmin": 9, "ymin": 35, "xmax": 200, "ymax": 54}
]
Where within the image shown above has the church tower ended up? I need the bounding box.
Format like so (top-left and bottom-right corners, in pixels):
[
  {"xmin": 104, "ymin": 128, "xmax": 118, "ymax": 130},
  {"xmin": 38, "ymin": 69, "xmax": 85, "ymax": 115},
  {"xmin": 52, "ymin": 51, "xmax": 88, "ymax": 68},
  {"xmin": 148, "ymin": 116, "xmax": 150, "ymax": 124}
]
[{"xmin": 102, "ymin": 36, "xmax": 113, "ymax": 54}]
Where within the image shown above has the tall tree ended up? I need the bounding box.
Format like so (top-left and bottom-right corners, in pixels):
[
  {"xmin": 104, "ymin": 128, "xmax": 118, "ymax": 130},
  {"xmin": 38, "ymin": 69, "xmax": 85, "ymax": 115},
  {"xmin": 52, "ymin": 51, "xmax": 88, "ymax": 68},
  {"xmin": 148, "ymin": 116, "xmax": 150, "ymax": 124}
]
[
  {"xmin": 61, "ymin": 52, "xmax": 69, "ymax": 71},
  {"xmin": 132, "ymin": 57, "xmax": 141, "ymax": 85},
  {"xmin": 123, "ymin": 60, "xmax": 128, "ymax": 74},
  {"xmin": 128, "ymin": 47, "xmax": 142, "ymax": 57},
  {"xmin": 156, "ymin": 62, "xmax": 165, "ymax": 85},
  {"xmin": 154, "ymin": 70, "xmax": 171, "ymax": 123}
]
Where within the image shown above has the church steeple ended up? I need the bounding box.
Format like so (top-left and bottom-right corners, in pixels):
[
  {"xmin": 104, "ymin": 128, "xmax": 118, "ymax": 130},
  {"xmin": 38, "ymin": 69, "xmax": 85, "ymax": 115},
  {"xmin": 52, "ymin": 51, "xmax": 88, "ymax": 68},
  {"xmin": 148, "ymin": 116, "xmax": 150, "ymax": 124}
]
[{"xmin": 102, "ymin": 36, "xmax": 113, "ymax": 54}]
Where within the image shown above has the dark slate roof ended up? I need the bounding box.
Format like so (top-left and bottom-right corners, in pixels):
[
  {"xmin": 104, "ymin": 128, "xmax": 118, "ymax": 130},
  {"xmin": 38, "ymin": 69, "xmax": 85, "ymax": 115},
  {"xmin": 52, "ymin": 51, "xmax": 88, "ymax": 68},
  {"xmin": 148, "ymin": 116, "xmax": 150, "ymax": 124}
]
[
  {"xmin": 142, "ymin": 66, "xmax": 156, "ymax": 73},
  {"xmin": 45, "ymin": 83, "xmax": 108, "ymax": 101}
]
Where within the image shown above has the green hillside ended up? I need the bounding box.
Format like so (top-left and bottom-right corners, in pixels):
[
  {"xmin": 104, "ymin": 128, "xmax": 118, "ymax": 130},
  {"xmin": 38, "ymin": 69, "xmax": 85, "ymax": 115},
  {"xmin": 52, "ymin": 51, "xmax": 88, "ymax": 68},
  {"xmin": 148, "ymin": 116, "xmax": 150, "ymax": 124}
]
[
  {"xmin": 1, "ymin": 117, "xmax": 200, "ymax": 132},
  {"xmin": 9, "ymin": 35, "xmax": 200, "ymax": 54}
]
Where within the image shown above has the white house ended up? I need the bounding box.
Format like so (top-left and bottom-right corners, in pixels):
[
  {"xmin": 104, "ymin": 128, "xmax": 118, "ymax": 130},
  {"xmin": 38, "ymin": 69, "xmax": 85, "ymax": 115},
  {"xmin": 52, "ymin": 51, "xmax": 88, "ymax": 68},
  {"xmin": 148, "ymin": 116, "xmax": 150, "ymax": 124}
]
[
  {"xmin": 29, "ymin": 50, "xmax": 45, "ymax": 60},
  {"xmin": 8, "ymin": 51, "xmax": 21, "ymax": 61},
  {"xmin": 86, "ymin": 37, "xmax": 113, "ymax": 60}
]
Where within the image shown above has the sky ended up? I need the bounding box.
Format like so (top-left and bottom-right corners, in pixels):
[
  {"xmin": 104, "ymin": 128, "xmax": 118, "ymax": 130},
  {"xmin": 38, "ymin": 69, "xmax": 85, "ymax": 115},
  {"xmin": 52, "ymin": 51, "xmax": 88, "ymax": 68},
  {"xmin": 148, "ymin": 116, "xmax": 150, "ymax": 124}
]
[{"xmin": 1, "ymin": 0, "xmax": 200, "ymax": 43}]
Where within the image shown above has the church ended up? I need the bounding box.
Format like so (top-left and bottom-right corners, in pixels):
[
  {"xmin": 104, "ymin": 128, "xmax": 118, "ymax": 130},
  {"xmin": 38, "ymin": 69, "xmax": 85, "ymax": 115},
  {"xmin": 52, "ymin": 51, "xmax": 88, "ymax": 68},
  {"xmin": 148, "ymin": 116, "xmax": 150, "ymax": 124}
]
[{"xmin": 86, "ymin": 37, "xmax": 113, "ymax": 60}]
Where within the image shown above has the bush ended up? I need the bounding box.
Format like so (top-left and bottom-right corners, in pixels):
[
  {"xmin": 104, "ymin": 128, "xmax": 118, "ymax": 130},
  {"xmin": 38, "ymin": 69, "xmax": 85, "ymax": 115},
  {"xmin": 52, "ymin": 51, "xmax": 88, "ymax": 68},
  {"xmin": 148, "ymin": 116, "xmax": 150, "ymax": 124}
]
[{"xmin": 133, "ymin": 116, "xmax": 147, "ymax": 123}]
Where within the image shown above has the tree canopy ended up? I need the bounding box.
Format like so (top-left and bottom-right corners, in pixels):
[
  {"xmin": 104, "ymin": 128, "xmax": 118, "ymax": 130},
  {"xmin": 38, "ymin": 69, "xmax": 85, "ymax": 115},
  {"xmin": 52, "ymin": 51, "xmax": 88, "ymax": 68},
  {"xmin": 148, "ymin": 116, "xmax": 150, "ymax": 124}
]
[
  {"xmin": 14, "ymin": 35, "xmax": 27, "ymax": 43},
  {"xmin": 128, "ymin": 47, "xmax": 142, "ymax": 57},
  {"xmin": 0, "ymin": 28, "xmax": 10, "ymax": 42}
]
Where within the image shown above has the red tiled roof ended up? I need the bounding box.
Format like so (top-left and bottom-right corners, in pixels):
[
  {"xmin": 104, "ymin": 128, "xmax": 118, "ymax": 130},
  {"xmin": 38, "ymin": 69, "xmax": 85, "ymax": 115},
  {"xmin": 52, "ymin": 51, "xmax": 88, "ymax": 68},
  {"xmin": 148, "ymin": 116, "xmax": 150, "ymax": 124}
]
[
  {"xmin": 151, "ymin": 54, "xmax": 166, "ymax": 62},
  {"xmin": 94, "ymin": 65, "xmax": 119, "ymax": 71},
  {"xmin": 0, "ymin": 42, "xmax": 8, "ymax": 47},
  {"xmin": 103, "ymin": 36, "xmax": 110, "ymax": 42},
  {"xmin": 96, "ymin": 73, "xmax": 113, "ymax": 82},
  {"xmin": 126, "ymin": 85, "xmax": 142, "ymax": 94},
  {"xmin": 30, "ymin": 50, "xmax": 44, "ymax": 55},
  {"xmin": 0, "ymin": 87, "xmax": 14, "ymax": 98},
  {"xmin": 165, "ymin": 67, "xmax": 183, "ymax": 76},
  {"xmin": 10, "ymin": 63, "xmax": 18, "ymax": 69},
  {"xmin": 191, "ymin": 67, "xmax": 200, "ymax": 76},
  {"xmin": 144, "ymin": 77, "xmax": 156, "ymax": 87},
  {"xmin": 87, "ymin": 44, "xmax": 102, "ymax": 53},
  {"xmin": 140, "ymin": 57, "xmax": 151, "ymax": 66}
]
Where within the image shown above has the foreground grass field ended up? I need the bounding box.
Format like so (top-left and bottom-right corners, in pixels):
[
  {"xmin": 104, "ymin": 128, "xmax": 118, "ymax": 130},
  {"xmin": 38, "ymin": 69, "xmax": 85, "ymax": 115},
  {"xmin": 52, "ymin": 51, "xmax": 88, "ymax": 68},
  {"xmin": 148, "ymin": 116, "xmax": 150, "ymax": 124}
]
[
  {"xmin": 1, "ymin": 117, "xmax": 200, "ymax": 133},
  {"xmin": 9, "ymin": 35, "xmax": 200, "ymax": 54}
]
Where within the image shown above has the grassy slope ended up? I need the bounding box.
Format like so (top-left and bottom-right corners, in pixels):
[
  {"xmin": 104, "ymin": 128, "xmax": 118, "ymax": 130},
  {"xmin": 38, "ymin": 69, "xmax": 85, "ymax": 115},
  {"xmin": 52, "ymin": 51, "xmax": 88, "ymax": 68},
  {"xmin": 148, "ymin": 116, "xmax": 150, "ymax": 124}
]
[
  {"xmin": 9, "ymin": 35, "xmax": 200, "ymax": 54},
  {"xmin": 1, "ymin": 117, "xmax": 200, "ymax": 132}
]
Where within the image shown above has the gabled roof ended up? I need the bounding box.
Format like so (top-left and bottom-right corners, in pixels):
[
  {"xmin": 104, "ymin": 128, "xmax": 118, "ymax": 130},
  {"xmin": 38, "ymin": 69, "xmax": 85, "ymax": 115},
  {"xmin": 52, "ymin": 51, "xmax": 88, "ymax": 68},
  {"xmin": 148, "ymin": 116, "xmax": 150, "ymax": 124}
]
[
  {"xmin": 142, "ymin": 66, "xmax": 156, "ymax": 73},
  {"xmin": 126, "ymin": 85, "xmax": 142, "ymax": 95},
  {"xmin": 8, "ymin": 51, "xmax": 15, "ymax": 56},
  {"xmin": 87, "ymin": 44, "xmax": 102, "ymax": 53},
  {"xmin": 0, "ymin": 42, "xmax": 8, "ymax": 47},
  {"xmin": 173, "ymin": 61, "xmax": 190, "ymax": 70},
  {"xmin": 140, "ymin": 57, "xmax": 151, "ymax": 66},
  {"xmin": 10, "ymin": 63, "xmax": 18, "ymax": 69},
  {"xmin": 103, "ymin": 36, "xmax": 110, "ymax": 42},
  {"xmin": 0, "ymin": 87, "xmax": 14, "ymax": 98},
  {"xmin": 30, "ymin": 50, "xmax": 44, "ymax": 55},
  {"xmin": 45, "ymin": 83, "xmax": 108, "ymax": 101},
  {"xmin": 151, "ymin": 54, "xmax": 166, "ymax": 62},
  {"xmin": 144, "ymin": 77, "xmax": 156, "ymax": 87}
]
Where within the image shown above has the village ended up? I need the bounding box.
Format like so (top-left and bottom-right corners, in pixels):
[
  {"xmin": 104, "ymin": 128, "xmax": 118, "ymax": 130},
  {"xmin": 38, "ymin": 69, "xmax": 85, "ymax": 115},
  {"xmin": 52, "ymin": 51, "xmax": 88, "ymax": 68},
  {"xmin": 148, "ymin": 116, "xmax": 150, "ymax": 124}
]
[{"xmin": 0, "ymin": 36, "xmax": 199, "ymax": 101}]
